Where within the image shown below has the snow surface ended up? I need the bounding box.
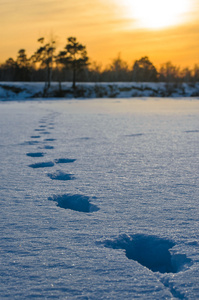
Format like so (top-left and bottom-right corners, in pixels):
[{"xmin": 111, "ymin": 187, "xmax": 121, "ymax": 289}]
[{"xmin": 0, "ymin": 98, "xmax": 199, "ymax": 299}]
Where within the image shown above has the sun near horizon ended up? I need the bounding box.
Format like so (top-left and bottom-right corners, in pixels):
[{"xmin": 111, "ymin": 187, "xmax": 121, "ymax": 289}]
[
  {"xmin": 1, "ymin": 0, "xmax": 199, "ymax": 68},
  {"xmin": 120, "ymin": 0, "xmax": 192, "ymax": 30}
]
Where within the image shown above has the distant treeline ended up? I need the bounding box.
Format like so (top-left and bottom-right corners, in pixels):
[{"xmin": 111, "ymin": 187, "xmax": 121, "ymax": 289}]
[{"xmin": 0, "ymin": 37, "xmax": 199, "ymax": 88}]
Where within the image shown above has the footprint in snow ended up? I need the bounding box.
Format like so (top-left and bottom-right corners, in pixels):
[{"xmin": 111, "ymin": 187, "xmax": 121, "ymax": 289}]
[
  {"xmin": 34, "ymin": 128, "xmax": 45, "ymax": 132},
  {"xmin": 30, "ymin": 135, "xmax": 41, "ymax": 139},
  {"xmin": 125, "ymin": 133, "xmax": 144, "ymax": 137},
  {"xmin": 47, "ymin": 170, "xmax": 75, "ymax": 181},
  {"xmin": 43, "ymin": 145, "xmax": 54, "ymax": 149},
  {"xmin": 184, "ymin": 130, "xmax": 199, "ymax": 133},
  {"xmin": 48, "ymin": 194, "xmax": 99, "ymax": 213},
  {"xmin": 99, "ymin": 234, "xmax": 192, "ymax": 274},
  {"xmin": 54, "ymin": 158, "xmax": 76, "ymax": 164},
  {"xmin": 21, "ymin": 141, "xmax": 40, "ymax": 146},
  {"xmin": 26, "ymin": 152, "xmax": 45, "ymax": 158},
  {"xmin": 44, "ymin": 138, "xmax": 56, "ymax": 142},
  {"xmin": 40, "ymin": 131, "xmax": 51, "ymax": 135},
  {"xmin": 29, "ymin": 161, "xmax": 54, "ymax": 168}
]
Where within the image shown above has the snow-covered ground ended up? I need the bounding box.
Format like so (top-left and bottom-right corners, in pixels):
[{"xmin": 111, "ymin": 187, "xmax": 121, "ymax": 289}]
[
  {"xmin": 0, "ymin": 82, "xmax": 199, "ymax": 100},
  {"xmin": 0, "ymin": 98, "xmax": 199, "ymax": 299}
]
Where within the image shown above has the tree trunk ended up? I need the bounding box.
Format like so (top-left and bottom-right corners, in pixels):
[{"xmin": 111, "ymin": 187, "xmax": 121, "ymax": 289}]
[
  {"xmin": 47, "ymin": 66, "xmax": 51, "ymax": 88},
  {"xmin": 72, "ymin": 66, "xmax": 76, "ymax": 89},
  {"xmin": 58, "ymin": 76, "xmax": 62, "ymax": 96}
]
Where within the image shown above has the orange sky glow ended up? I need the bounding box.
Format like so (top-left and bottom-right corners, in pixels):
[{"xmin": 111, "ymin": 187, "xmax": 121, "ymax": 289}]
[{"xmin": 1, "ymin": 0, "xmax": 199, "ymax": 69}]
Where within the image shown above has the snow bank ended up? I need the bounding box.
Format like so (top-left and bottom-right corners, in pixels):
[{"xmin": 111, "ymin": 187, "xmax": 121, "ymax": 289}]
[{"xmin": 0, "ymin": 81, "xmax": 199, "ymax": 100}]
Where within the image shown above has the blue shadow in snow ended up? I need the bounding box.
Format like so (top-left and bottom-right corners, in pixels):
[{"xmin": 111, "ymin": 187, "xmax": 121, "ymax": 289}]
[
  {"xmin": 26, "ymin": 152, "xmax": 45, "ymax": 158},
  {"xmin": 21, "ymin": 141, "xmax": 40, "ymax": 145},
  {"xmin": 47, "ymin": 171, "xmax": 75, "ymax": 181},
  {"xmin": 55, "ymin": 158, "xmax": 76, "ymax": 164},
  {"xmin": 184, "ymin": 130, "xmax": 199, "ymax": 133},
  {"xmin": 99, "ymin": 234, "xmax": 192, "ymax": 274},
  {"xmin": 48, "ymin": 194, "xmax": 99, "ymax": 213},
  {"xmin": 35, "ymin": 128, "xmax": 45, "ymax": 132},
  {"xmin": 43, "ymin": 145, "xmax": 54, "ymax": 149},
  {"xmin": 76, "ymin": 137, "xmax": 92, "ymax": 140},
  {"xmin": 29, "ymin": 161, "xmax": 54, "ymax": 168},
  {"xmin": 44, "ymin": 138, "xmax": 56, "ymax": 142},
  {"xmin": 31, "ymin": 135, "xmax": 41, "ymax": 139},
  {"xmin": 125, "ymin": 133, "xmax": 143, "ymax": 137},
  {"xmin": 40, "ymin": 131, "xmax": 51, "ymax": 135}
]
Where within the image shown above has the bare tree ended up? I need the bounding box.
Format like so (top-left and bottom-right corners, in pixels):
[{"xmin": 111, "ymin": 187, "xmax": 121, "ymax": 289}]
[
  {"xmin": 103, "ymin": 54, "xmax": 130, "ymax": 81},
  {"xmin": 159, "ymin": 62, "xmax": 180, "ymax": 83}
]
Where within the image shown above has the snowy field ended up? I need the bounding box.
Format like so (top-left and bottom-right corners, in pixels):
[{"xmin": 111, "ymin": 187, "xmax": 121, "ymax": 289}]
[{"xmin": 0, "ymin": 98, "xmax": 199, "ymax": 299}]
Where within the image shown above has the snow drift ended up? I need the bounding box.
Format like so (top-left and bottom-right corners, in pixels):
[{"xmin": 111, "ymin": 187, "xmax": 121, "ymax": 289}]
[{"xmin": 0, "ymin": 81, "xmax": 199, "ymax": 100}]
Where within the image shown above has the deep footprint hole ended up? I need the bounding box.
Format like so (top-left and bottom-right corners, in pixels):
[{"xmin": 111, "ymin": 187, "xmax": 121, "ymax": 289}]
[
  {"xmin": 100, "ymin": 234, "xmax": 192, "ymax": 274},
  {"xmin": 35, "ymin": 128, "xmax": 45, "ymax": 132},
  {"xmin": 29, "ymin": 161, "xmax": 54, "ymax": 168},
  {"xmin": 125, "ymin": 133, "xmax": 144, "ymax": 137},
  {"xmin": 54, "ymin": 158, "xmax": 76, "ymax": 164},
  {"xmin": 47, "ymin": 171, "xmax": 75, "ymax": 181},
  {"xmin": 31, "ymin": 135, "xmax": 41, "ymax": 139},
  {"xmin": 44, "ymin": 138, "xmax": 56, "ymax": 142},
  {"xmin": 22, "ymin": 141, "xmax": 40, "ymax": 145},
  {"xmin": 48, "ymin": 194, "xmax": 99, "ymax": 213},
  {"xmin": 40, "ymin": 131, "xmax": 51, "ymax": 135},
  {"xmin": 43, "ymin": 145, "xmax": 54, "ymax": 149},
  {"xmin": 26, "ymin": 152, "xmax": 45, "ymax": 158}
]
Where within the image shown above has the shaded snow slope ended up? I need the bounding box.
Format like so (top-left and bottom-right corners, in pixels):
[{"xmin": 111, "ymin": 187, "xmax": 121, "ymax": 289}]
[{"xmin": 0, "ymin": 82, "xmax": 199, "ymax": 100}]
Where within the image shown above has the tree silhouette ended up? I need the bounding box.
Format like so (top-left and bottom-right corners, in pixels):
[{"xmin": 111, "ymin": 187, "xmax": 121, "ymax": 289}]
[
  {"xmin": 180, "ymin": 67, "xmax": 192, "ymax": 83},
  {"xmin": 59, "ymin": 37, "xmax": 89, "ymax": 89},
  {"xmin": 31, "ymin": 37, "xmax": 56, "ymax": 89},
  {"xmin": 159, "ymin": 62, "xmax": 180, "ymax": 83},
  {"xmin": 4, "ymin": 58, "xmax": 16, "ymax": 69},
  {"xmin": 55, "ymin": 50, "xmax": 70, "ymax": 92},
  {"xmin": 193, "ymin": 64, "xmax": 199, "ymax": 83},
  {"xmin": 132, "ymin": 56, "xmax": 158, "ymax": 82},
  {"xmin": 16, "ymin": 49, "xmax": 29, "ymax": 68},
  {"xmin": 103, "ymin": 54, "xmax": 130, "ymax": 81},
  {"xmin": 0, "ymin": 35, "xmax": 198, "ymax": 85},
  {"xmin": 16, "ymin": 49, "xmax": 31, "ymax": 81},
  {"xmin": 1, "ymin": 58, "xmax": 17, "ymax": 81}
]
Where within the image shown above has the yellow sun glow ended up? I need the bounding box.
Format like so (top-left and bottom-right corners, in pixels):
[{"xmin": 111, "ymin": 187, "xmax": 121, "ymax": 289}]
[{"xmin": 123, "ymin": 0, "xmax": 191, "ymax": 29}]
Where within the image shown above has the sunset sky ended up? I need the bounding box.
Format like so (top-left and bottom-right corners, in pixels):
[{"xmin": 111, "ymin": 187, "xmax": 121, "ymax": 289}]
[{"xmin": 1, "ymin": 0, "xmax": 199, "ymax": 68}]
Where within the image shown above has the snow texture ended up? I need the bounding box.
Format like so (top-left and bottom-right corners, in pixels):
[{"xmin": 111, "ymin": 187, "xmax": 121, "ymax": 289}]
[{"xmin": 0, "ymin": 98, "xmax": 199, "ymax": 299}]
